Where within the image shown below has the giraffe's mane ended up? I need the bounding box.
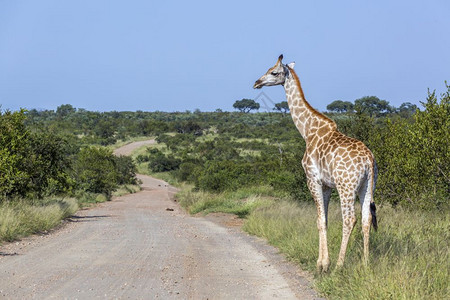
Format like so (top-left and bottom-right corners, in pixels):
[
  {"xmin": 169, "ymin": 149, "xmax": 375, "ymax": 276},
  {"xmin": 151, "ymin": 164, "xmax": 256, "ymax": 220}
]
[{"xmin": 286, "ymin": 66, "xmax": 337, "ymax": 128}]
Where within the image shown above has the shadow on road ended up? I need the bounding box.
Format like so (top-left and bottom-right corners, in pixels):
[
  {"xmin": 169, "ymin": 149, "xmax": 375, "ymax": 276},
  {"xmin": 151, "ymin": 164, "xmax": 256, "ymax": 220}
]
[
  {"xmin": 67, "ymin": 215, "xmax": 111, "ymax": 222},
  {"xmin": 0, "ymin": 251, "xmax": 19, "ymax": 257}
]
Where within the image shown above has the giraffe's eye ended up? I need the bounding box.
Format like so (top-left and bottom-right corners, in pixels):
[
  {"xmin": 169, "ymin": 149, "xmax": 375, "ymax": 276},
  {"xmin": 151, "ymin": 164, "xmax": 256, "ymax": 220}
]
[{"xmin": 271, "ymin": 72, "xmax": 279, "ymax": 76}]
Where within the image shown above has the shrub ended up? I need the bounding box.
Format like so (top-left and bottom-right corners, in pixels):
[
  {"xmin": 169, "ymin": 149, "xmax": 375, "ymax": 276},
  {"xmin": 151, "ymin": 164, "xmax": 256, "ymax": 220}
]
[
  {"xmin": 195, "ymin": 160, "xmax": 278, "ymax": 193},
  {"xmin": 0, "ymin": 109, "xmax": 31, "ymax": 199},
  {"xmin": 175, "ymin": 162, "xmax": 201, "ymax": 182},
  {"xmin": 268, "ymin": 170, "xmax": 310, "ymax": 200},
  {"xmin": 114, "ymin": 155, "xmax": 138, "ymax": 185},
  {"xmin": 369, "ymin": 86, "xmax": 449, "ymax": 209},
  {"xmin": 147, "ymin": 149, "xmax": 181, "ymax": 172},
  {"xmin": 0, "ymin": 110, "xmax": 73, "ymax": 200},
  {"xmin": 72, "ymin": 147, "xmax": 119, "ymax": 197}
]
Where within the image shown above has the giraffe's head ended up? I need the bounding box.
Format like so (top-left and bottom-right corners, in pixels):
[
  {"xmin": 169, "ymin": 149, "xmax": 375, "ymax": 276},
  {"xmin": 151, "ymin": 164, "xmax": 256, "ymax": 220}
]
[{"xmin": 253, "ymin": 54, "xmax": 293, "ymax": 89}]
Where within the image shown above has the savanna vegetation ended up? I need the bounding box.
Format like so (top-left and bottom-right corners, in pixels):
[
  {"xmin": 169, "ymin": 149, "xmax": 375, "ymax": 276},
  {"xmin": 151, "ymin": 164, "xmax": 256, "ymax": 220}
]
[
  {"xmin": 0, "ymin": 109, "xmax": 139, "ymax": 242},
  {"xmin": 1, "ymin": 83, "xmax": 448, "ymax": 298}
]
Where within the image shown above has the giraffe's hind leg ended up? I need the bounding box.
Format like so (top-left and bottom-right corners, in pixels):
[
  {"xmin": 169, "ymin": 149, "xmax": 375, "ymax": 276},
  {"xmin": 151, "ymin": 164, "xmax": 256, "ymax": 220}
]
[
  {"xmin": 358, "ymin": 177, "xmax": 373, "ymax": 265},
  {"xmin": 336, "ymin": 183, "xmax": 357, "ymax": 267}
]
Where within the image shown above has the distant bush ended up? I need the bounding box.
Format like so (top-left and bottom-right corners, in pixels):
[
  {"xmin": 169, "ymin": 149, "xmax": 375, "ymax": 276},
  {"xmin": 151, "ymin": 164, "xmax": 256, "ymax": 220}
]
[
  {"xmin": 268, "ymin": 170, "xmax": 310, "ymax": 200},
  {"xmin": 72, "ymin": 147, "xmax": 119, "ymax": 198},
  {"xmin": 114, "ymin": 155, "xmax": 138, "ymax": 185},
  {"xmin": 19, "ymin": 84, "xmax": 449, "ymax": 210},
  {"xmin": 175, "ymin": 162, "xmax": 201, "ymax": 182},
  {"xmin": 147, "ymin": 149, "xmax": 181, "ymax": 172},
  {"xmin": 175, "ymin": 120, "xmax": 203, "ymax": 135},
  {"xmin": 195, "ymin": 160, "xmax": 279, "ymax": 193}
]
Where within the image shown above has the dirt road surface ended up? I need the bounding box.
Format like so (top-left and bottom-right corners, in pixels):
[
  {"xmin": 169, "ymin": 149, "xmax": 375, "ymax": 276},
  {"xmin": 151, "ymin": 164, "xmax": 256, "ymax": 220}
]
[
  {"xmin": 0, "ymin": 141, "xmax": 321, "ymax": 299},
  {"xmin": 113, "ymin": 140, "xmax": 156, "ymax": 156}
]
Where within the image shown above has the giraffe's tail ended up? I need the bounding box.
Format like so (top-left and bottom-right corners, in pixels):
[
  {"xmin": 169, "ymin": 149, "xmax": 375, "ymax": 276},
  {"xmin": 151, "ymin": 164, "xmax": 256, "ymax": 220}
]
[
  {"xmin": 369, "ymin": 160, "xmax": 378, "ymax": 231},
  {"xmin": 370, "ymin": 202, "xmax": 377, "ymax": 231}
]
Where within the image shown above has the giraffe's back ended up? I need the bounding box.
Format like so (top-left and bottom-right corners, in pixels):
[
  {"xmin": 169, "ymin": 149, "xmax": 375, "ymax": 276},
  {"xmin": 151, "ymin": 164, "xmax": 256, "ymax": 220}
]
[{"xmin": 310, "ymin": 130, "xmax": 375, "ymax": 189}]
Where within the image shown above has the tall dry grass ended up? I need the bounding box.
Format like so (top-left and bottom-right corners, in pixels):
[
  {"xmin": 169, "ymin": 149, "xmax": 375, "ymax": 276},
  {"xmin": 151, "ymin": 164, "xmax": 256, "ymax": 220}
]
[
  {"xmin": 0, "ymin": 184, "xmax": 141, "ymax": 243},
  {"xmin": 0, "ymin": 198, "xmax": 78, "ymax": 243},
  {"xmin": 244, "ymin": 200, "xmax": 449, "ymax": 299}
]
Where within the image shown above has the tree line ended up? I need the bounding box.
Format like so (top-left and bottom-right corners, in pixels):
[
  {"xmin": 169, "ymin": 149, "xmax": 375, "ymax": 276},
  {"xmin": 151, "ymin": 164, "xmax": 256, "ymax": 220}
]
[
  {"xmin": 233, "ymin": 96, "xmax": 418, "ymax": 118},
  {"xmin": 0, "ymin": 109, "xmax": 137, "ymax": 201},
  {"xmin": 1, "ymin": 83, "xmax": 448, "ymax": 209}
]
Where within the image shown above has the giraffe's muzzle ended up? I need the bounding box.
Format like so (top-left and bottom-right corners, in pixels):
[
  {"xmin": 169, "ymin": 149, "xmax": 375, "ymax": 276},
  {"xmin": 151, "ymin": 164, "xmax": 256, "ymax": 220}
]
[{"xmin": 253, "ymin": 79, "xmax": 263, "ymax": 89}]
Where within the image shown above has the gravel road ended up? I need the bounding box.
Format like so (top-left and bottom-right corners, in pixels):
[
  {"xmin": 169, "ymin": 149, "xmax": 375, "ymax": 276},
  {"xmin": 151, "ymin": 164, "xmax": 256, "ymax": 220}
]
[{"xmin": 0, "ymin": 141, "xmax": 322, "ymax": 299}]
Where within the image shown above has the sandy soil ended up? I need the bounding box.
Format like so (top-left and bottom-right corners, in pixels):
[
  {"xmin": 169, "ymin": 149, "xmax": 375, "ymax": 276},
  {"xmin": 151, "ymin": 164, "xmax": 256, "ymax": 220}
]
[{"xmin": 0, "ymin": 141, "xmax": 322, "ymax": 299}]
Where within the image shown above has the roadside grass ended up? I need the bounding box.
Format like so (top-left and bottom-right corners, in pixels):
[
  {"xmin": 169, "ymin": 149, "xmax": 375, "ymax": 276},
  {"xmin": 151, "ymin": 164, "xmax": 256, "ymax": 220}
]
[
  {"xmin": 0, "ymin": 184, "xmax": 141, "ymax": 244},
  {"xmin": 0, "ymin": 198, "xmax": 78, "ymax": 243},
  {"xmin": 179, "ymin": 186, "xmax": 450, "ymax": 299},
  {"xmin": 107, "ymin": 136, "xmax": 156, "ymax": 150},
  {"xmin": 112, "ymin": 184, "xmax": 141, "ymax": 197},
  {"xmin": 131, "ymin": 142, "xmax": 166, "ymax": 159},
  {"xmin": 147, "ymin": 171, "xmax": 182, "ymax": 187},
  {"xmin": 177, "ymin": 185, "xmax": 275, "ymax": 217}
]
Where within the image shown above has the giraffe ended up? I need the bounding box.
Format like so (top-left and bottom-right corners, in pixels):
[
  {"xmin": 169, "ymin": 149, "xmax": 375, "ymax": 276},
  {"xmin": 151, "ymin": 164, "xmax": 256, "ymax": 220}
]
[{"xmin": 254, "ymin": 55, "xmax": 378, "ymax": 272}]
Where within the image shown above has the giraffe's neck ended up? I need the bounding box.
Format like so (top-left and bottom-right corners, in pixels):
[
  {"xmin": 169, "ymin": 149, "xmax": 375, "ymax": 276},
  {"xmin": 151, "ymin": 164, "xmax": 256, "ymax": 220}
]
[{"xmin": 283, "ymin": 67, "xmax": 337, "ymax": 142}]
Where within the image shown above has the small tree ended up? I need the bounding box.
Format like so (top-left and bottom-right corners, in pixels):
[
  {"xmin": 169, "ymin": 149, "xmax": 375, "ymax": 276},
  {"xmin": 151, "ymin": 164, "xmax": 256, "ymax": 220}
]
[
  {"xmin": 147, "ymin": 149, "xmax": 181, "ymax": 172},
  {"xmin": 326, "ymin": 100, "xmax": 354, "ymax": 113},
  {"xmin": 0, "ymin": 109, "xmax": 31, "ymax": 198},
  {"xmin": 354, "ymin": 96, "xmax": 392, "ymax": 116},
  {"xmin": 56, "ymin": 104, "xmax": 76, "ymax": 118},
  {"xmin": 175, "ymin": 120, "xmax": 203, "ymax": 135},
  {"xmin": 274, "ymin": 101, "xmax": 290, "ymax": 115},
  {"xmin": 233, "ymin": 99, "xmax": 260, "ymax": 113},
  {"xmin": 114, "ymin": 155, "xmax": 138, "ymax": 185},
  {"xmin": 397, "ymin": 102, "xmax": 418, "ymax": 117},
  {"xmin": 72, "ymin": 147, "xmax": 118, "ymax": 197}
]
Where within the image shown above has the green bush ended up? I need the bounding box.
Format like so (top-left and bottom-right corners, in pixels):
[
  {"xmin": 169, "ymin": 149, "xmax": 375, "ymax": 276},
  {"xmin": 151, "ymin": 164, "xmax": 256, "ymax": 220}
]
[
  {"xmin": 72, "ymin": 147, "xmax": 119, "ymax": 197},
  {"xmin": 0, "ymin": 110, "xmax": 72, "ymax": 200},
  {"xmin": 175, "ymin": 162, "xmax": 201, "ymax": 182},
  {"xmin": 0, "ymin": 109, "xmax": 31, "ymax": 198},
  {"xmin": 268, "ymin": 170, "xmax": 310, "ymax": 200},
  {"xmin": 147, "ymin": 149, "xmax": 181, "ymax": 172},
  {"xmin": 370, "ymin": 86, "xmax": 449, "ymax": 209},
  {"xmin": 114, "ymin": 155, "xmax": 138, "ymax": 185},
  {"xmin": 195, "ymin": 160, "xmax": 279, "ymax": 193}
]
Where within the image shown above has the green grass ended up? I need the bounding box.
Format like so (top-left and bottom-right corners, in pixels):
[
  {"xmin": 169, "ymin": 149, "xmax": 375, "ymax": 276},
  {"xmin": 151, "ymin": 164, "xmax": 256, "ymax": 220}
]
[
  {"xmin": 147, "ymin": 171, "xmax": 182, "ymax": 187},
  {"xmin": 177, "ymin": 185, "xmax": 275, "ymax": 217},
  {"xmin": 245, "ymin": 201, "xmax": 449, "ymax": 299},
  {"xmin": 112, "ymin": 184, "xmax": 141, "ymax": 197},
  {"xmin": 179, "ymin": 186, "xmax": 450, "ymax": 299},
  {"xmin": 0, "ymin": 184, "xmax": 141, "ymax": 244},
  {"xmin": 196, "ymin": 132, "xmax": 220, "ymax": 142},
  {"xmin": 0, "ymin": 198, "xmax": 78, "ymax": 243}
]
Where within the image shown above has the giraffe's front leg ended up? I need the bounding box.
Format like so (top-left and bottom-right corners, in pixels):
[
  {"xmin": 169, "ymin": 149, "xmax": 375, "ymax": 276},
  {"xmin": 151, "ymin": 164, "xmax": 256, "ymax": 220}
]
[{"xmin": 307, "ymin": 178, "xmax": 330, "ymax": 273}]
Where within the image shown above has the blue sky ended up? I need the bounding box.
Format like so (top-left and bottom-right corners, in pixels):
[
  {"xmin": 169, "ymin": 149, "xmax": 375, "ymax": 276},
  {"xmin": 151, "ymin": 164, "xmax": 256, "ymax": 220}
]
[{"xmin": 0, "ymin": 0, "xmax": 449, "ymax": 112}]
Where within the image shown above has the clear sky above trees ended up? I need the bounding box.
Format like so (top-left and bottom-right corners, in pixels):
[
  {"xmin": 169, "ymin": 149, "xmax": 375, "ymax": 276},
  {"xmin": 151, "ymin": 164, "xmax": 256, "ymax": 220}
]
[{"xmin": 1, "ymin": 1, "xmax": 449, "ymax": 112}]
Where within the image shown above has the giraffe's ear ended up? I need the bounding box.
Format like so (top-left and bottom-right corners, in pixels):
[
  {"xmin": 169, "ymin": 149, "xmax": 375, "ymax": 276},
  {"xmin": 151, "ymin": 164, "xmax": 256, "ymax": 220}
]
[{"xmin": 287, "ymin": 62, "xmax": 295, "ymax": 69}]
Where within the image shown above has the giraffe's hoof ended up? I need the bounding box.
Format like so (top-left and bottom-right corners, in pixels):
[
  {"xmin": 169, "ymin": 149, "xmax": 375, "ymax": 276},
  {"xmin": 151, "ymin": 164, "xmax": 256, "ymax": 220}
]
[{"xmin": 317, "ymin": 259, "xmax": 331, "ymax": 273}]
